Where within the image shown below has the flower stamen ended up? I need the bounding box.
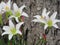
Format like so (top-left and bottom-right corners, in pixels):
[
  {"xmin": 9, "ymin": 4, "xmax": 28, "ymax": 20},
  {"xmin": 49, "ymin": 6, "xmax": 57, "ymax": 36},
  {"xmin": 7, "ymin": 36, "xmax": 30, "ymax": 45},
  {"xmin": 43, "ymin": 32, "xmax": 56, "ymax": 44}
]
[
  {"xmin": 5, "ymin": 6, "xmax": 9, "ymax": 11},
  {"xmin": 10, "ymin": 28, "xmax": 16, "ymax": 35},
  {"xmin": 15, "ymin": 10, "xmax": 21, "ymax": 17},
  {"xmin": 47, "ymin": 19, "xmax": 52, "ymax": 27}
]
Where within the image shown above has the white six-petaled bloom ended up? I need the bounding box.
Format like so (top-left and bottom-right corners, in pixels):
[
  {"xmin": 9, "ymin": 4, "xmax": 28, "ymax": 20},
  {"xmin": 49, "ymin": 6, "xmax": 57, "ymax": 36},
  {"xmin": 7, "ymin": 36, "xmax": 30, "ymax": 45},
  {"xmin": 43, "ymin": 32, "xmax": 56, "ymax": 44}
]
[
  {"xmin": 9, "ymin": 3, "xmax": 29, "ymax": 22},
  {"xmin": 2, "ymin": 20, "xmax": 24, "ymax": 40},
  {"xmin": 43, "ymin": 12, "xmax": 60, "ymax": 30},
  {"xmin": 32, "ymin": 8, "xmax": 50, "ymax": 23},
  {"xmin": 1, "ymin": 0, "xmax": 11, "ymax": 12}
]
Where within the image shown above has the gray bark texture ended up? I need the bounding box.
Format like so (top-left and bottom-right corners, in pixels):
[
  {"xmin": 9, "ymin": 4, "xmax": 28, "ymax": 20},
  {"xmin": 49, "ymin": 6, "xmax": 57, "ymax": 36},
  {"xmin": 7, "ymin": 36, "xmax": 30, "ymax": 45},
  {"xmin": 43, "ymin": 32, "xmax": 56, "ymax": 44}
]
[{"xmin": 1, "ymin": 0, "xmax": 60, "ymax": 45}]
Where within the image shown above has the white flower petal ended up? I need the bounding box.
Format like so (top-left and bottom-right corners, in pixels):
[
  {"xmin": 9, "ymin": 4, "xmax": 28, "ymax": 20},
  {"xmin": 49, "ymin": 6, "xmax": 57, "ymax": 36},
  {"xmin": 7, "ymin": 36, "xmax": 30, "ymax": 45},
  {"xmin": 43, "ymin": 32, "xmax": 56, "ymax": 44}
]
[
  {"xmin": 16, "ymin": 22, "xmax": 24, "ymax": 30},
  {"xmin": 20, "ymin": 5, "xmax": 26, "ymax": 13},
  {"xmin": 53, "ymin": 19, "xmax": 60, "ymax": 24},
  {"xmin": 8, "ymin": 34, "xmax": 13, "ymax": 40},
  {"xmin": 50, "ymin": 12, "xmax": 57, "ymax": 20},
  {"xmin": 56, "ymin": 19, "xmax": 60, "ymax": 22},
  {"xmin": 53, "ymin": 24, "xmax": 58, "ymax": 28},
  {"xmin": 7, "ymin": 0, "xmax": 11, "ymax": 9},
  {"xmin": 40, "ymin": 19, "xmax": 46, "ymax": 24},
  {"xmin": 9, "ymin": 20, "xmax": 14, "ymax": 28},
  {"xmin": 15, "ymin": 17, "xmax": 19, "ymax": 23},
  {"xmin": 2, "ymin": 32, "xmax": 9, "ymax": 36},
  {"xmin": 32, "ymin": 19, "xmax": 46, "ymax": 24},
  {"xmin": 42, "ymin": 8, "xmax": 46, "ymax": 16},
  {"xmin": 44, "ymin": 24, "xmax": 48, "ymax": 30},
  {"xmin": 46, "ymin": 11, "xmax": 50, "ymax": 16},
  {"xmin": 9, "ymin": 15, "xmax": 15, "ymax": 19},
  {"xmin": 0, "ymin": 4, "xmax": 4, "ymax": 13},
  {"xmin": 40, "ymin": 36, "xmax": 42, "ymax": 39},
  {"xmin": 33, "ymin": 15, "xmax": 41, "ymax": 19},
  {"xmin": 16, "ymin": 30, "xmax": 22, "ymax": 35},
  {"xmin": 32, "ymin": 19, "xmax": 40, "ymax": 22},
  {"xmin": 3, "ymin": 26, "xmax": 10, "ymax": 31},
  {"xmin": 22, "ymin": 12, "xmax": 29, "ymax": 17},
  {"xmin": 13, "ymin": 3, "xmax": 18, "ymax": 11},
  {"xmin": 0, "ymin": 4, "xmax": 2, "ymax": 12},
  {"xmin": 1, "ymin": 1, "xmax": 6, "ymax": 8}
]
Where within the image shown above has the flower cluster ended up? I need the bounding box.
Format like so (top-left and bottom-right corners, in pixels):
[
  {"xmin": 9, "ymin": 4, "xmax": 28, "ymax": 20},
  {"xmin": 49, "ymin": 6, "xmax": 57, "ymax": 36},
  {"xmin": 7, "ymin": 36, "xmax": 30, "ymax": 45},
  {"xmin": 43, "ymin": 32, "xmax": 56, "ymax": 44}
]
[
  {"xmin": 32, "ymin": 8, "xmax": 60, "ymax": 30},
  {"xmin": 0, "ymin": 0, "xmax": 28, "ymax": 40}
]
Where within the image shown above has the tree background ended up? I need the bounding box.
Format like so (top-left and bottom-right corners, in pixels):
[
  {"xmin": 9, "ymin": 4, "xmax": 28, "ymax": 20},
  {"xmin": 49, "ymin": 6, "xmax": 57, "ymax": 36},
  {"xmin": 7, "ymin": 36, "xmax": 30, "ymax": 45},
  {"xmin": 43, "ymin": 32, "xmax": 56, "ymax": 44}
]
[{"xmin": 1, "ymin": 0, "xmax": 60, "ymax": 45}]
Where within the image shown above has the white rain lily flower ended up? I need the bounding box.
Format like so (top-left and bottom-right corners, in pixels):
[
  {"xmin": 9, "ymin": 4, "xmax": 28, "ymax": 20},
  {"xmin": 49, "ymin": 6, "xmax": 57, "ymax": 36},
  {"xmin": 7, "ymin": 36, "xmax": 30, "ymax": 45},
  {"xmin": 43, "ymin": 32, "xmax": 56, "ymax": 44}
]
[
  {"xmin": 44, "ymin": 12, "xmax": 60, "ymax": 30},
  {"xmin": 1, "ymin": 0, "xmax": 11, "ymax": 12},
  {"xmin": 9, "ymin": 3, "xmax": 28, "ymax": 22},
  {"xmin": 32, "ymin": 8, "xmax": 50, "ymax": 23},
  {"xmin": 2, "ymin": 20, "xmax": 24, "ymax": 40}
]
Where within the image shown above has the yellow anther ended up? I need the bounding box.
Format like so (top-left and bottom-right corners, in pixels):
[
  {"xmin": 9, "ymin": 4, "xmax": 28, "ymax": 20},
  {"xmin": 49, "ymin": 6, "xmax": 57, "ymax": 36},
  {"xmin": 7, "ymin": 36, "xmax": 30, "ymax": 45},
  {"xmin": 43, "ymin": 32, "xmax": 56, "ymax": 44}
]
[{"xmin": 5, "ymin": 6, "xmax": 9, "ymax": 10}]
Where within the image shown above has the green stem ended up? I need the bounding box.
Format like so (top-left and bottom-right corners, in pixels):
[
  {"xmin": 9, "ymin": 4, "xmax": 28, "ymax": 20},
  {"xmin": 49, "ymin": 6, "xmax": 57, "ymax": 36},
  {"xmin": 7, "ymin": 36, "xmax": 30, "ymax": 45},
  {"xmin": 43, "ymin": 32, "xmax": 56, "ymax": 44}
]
[
  {"xmin": 6, "ymin": 12, "xmax": 9, "ymax": 19},
  {"xmin": 8, "ymin": 40, "xmax": 10, "ymax": 45},
  {"xmin": 12, "ymin": 37, "xmax": 15, "ymax": 45},
  {"xmin": 19, "ymin": 37, "xmax": 22, "ymax": 45},
  {"xmin": 0, "ymin": 38, "xmax": 5, "ymax": 45},
  {"xmin": 25, "ymin": 41, "xmax": 27, "ymax": 45},
  {"xmin": 19, "ymin": 25, "xmax": 25, "ymax": 45},
  {"xmin": 22, "ymin": 29, "xmax": 25, "ymax": 45},
  {"xmin": 0, "ymin": 14, "xmax": 3, "ymax": 26},
  {"xmin": 36, "ymin": 39, "xmax": 41, "ymax": 45},
  {"xmin": 6, "ymin": 10, "xmax": 12, "ymax": 19}
]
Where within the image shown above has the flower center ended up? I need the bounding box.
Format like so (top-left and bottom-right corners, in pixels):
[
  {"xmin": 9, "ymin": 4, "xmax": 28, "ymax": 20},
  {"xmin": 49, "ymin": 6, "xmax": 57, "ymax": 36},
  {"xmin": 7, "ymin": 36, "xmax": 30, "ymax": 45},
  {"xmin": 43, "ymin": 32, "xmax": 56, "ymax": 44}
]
[
  {"xmin": 40, "ymin": 16, "xmax": 45, "ymax": 19},
  {"xmin": 15, "ymin": 10, "xmax": 21, "ymax": 17},
  {"xmin": 10, "ymin": 28, "xmax": 16, "ymax": 35},
  {"xmin": 47, "ymin": 19, "xmax": 52, "ymax": 27},
  {"xmin": 5, "ymin": 6, "xmax": 10, "ymax": 11}
]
